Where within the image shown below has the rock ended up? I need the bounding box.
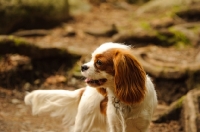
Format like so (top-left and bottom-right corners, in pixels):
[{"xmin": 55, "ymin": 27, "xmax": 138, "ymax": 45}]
[
  {"xmin": 44, "ymin": 75, "xmax": 67, "ymax": 85},
  {"xmin": 11, "ymin": 98, "xmax": 21, "ymax": 104},
  {"xmin": 23, "ymin": 83, "xmax": 31, "ymax": 91},
  {"xmin": 0, "ymin": 0, "xmax": 70, "ymax": 34},
  {"xmin": 85, "ymin": 24, "xmax": 118, "ymax": 37},
  {"xmin": 136, "ymin": 0, "xmax": 200, "ymax": 14},
  {"xmin": 182, "ymin": 88, "xmax": 200, "ymax": 132},
  {"xmin": 62, "ymin": 26, "xmax": 76, "ymax": 37},
  {"xmin": 69, "ymin": 0, "xmax": 91, "ymax": 15},
  {"xmin": 34, "ymin": 79, "xmax": 40, "ymax": 85}
]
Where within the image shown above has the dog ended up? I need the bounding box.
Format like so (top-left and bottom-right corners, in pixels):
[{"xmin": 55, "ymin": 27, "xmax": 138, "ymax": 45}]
[{"xmin": 25, "ymin": 42, "xmax": 157, "ymax": 132}]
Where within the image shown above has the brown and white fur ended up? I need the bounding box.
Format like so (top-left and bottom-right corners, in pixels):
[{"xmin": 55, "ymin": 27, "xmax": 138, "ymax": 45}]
[{"xmin": 24, "ymin": 42, "xmax": 157, "ymax": 132}]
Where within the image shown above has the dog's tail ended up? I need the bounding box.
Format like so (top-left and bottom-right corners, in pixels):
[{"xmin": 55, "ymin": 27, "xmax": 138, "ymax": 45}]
[{"xmin": 24, "ymin": 88, "xmax": 85, "ymax": 127}]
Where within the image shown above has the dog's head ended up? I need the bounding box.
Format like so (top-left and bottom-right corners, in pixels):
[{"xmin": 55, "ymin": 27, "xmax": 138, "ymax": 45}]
[{"xmin": 81, "ymin": 42, "xmax": 146, "ymax": 104}]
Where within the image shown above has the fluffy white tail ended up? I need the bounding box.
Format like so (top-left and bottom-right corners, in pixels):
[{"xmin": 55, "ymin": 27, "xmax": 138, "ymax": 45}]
[{"xmin": 24, "ymin": 88, "xmax": 85, "ymax": 128}]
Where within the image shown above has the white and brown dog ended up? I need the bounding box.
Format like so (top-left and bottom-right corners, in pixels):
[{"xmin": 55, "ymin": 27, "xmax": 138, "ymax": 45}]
[{"xmin": 25, "ymin": 42, "xmax": 157, "ymax": 132}]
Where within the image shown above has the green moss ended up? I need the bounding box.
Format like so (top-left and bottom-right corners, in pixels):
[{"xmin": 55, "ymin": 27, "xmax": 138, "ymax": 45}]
[
  {"xmin": 73, "ymin": 63, "xmax": 81, "ymax": 73},
  {"xmin": 191, "ymin": 26, "xmax": 200, "ymax": 34},
  {"xmin": 176, "ymin": 96, "xmax": 185, "ymax": 108},
  {"xmin": 174, "ymin": 42, "xmax": 189, "ymax": 49},
  {"xmin": 155, "ymin": 31, "xmax": 174, "ymax": 46},
  {"xmin": 169, "ymin": 6, "xmax": 182, "ymax": 17},
  {"xmin": 156, "ymin": 33, "xmax": 168, "ymax": 41},
  {"xmin": 59, "ymin": 48, "xmax": 68, "ymax": 55},
  {"xmin": 140, "ymin": 22, "xmax": 152, "ymax": 31},
  {"xmin": 168, "ymin": 28, "xmax": 191, "ymax": 48},
  {"xmin": 8, "ymin": 36, "xmax": 34, "ymax": 50},
  {"xmin": 155, "ymin": 27, "xmax": 192, "ymax": 47},
  {"xmin": 12, "ymin": 37, "xmax": 27, "ymax": 46},
  {"xmin": 8, "ymin": 35, "xmax": 24, "ymax": 46},
  {"xmin": 68, "ymin": 62, "xmax": 82, "ymax": 78},
  {"xmin": 172, "ymin": 30, "xmax": 189, "ymax": 43}
]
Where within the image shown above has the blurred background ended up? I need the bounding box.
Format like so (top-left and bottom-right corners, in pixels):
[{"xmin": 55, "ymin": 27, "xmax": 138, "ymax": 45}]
[{"xmin": 0, "ymin": 0, "xmax": 200, "ymax": 131}]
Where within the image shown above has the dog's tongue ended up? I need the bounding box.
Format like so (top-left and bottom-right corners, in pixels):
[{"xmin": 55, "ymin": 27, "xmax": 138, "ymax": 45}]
[
  {"xmin": 85, "ymin": 78, "xmax": 107, "ymax": 85},
  {"xmin": 85, "ymin": 78, "xmax": 99, "ymax": 84},
  {"xmin": 85, "ymin": 78, "xmax": 93, "ymax": 83}
]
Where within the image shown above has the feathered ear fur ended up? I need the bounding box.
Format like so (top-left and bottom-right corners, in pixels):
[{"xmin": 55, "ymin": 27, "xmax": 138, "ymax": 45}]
[{"xmin": 113, "ymin": 49, "xmax": 146, "ymax": 105}]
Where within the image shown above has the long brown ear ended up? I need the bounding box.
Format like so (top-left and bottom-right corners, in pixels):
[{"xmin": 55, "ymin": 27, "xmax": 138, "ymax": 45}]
[{"xmin": 113, "ymin": 49, "xmax": 146, "ymax": 105}]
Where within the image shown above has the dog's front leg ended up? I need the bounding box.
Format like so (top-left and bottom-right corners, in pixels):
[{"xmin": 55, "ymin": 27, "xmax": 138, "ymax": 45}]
[
  {"xmin": 73, "ymin": 87, "xmax": 107, "ymax": 132},
  {"xmin": 107, "ymin": 96, "xmax": 126, "ymax": 132}
]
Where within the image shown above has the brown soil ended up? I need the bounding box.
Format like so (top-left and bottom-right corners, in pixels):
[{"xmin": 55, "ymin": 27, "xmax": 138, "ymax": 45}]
[{"xmin": 0, "ymin": 3, "xmax": 187, "ymax": 132}]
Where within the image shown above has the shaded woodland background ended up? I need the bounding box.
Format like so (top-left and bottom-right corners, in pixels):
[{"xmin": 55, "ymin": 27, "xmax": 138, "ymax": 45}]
[{"xmin": 0, "ymin": 0, "xmax": 200, "ymax": 131}]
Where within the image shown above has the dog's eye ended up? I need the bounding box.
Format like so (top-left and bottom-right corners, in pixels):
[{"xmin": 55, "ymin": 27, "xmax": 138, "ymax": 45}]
[{"xmin": 96, "ymin": 60, "xmax": 102, "ymax": 66}]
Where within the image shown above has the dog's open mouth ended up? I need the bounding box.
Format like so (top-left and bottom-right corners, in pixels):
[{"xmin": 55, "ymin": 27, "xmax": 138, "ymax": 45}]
[{"xmin": 85, "ymin": 78, "xmax": 107, "ymax": 86}]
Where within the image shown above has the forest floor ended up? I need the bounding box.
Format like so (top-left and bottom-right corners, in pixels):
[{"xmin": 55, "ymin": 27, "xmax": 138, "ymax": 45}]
[{"xmin": 0, "ymin": 3, "xmax": 191, "ymax": 132}]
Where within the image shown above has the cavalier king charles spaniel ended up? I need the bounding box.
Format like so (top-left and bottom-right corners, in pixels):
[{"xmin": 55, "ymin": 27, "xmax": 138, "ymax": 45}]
[{"xmin": 25, "ymin": 42, "xmax": 157, "ymax": 132}]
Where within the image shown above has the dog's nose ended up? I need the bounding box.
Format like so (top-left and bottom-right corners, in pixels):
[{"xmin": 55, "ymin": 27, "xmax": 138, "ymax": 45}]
[{"xmin": 81, "ymin": 65, "xmax": 89, "ymax": 72}]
